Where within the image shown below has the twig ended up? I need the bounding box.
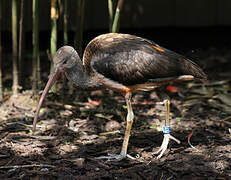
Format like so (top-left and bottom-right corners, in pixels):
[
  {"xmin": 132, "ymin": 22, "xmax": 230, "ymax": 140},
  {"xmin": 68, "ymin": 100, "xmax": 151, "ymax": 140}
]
[
  {"xmin": 210, "ymin": 115, "xmax": 231, "ymax": 127},
  {"xmin": 99, "ymin": 130, "xmax": 120, "ymax": 136},
  {"xmin": 13, "ymin": 103, "xmax": 31, "ymax": 110},
  {"xmin": 0, "ymin": 154, "xmax": 9, "ymax": 158},
  {"xmin": 0, "ymin": 164, "xmax": 55, "ymax": 169},
  {"xmin": 221, "ymin": 115, "xmax": 231, "ymax": 122},
  {"xmin": 189, "ymin": 80, "xmax": 229, "ymax": 87},
  {"xmin": 187, "ymin": 131, "xmax": 200, "ymax": 152},
  {"xmin": 46, "ymin": 49, "xmax": 52, "ymax": 62}
]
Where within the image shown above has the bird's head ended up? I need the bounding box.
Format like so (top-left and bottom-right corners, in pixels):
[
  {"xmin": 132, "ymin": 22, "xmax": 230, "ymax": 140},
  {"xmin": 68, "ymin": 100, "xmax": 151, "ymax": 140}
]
[
  {"xmin": 53, "ymin": 46, "xmax": 78, "ymax": 69},
  {"xmin": 32, "ymin": 46, "xmax": 78, "ymax": 133}
]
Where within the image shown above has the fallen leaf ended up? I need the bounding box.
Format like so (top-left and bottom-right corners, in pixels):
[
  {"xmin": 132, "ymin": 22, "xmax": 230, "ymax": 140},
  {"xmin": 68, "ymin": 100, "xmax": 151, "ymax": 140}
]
[
  {"xmin": 208, "ymin": 99, "xmax": 231, "ymax": 113},
  {"xmin": 214, "ymin": 93, "xmax": 231, "ymax": 107},
  {"xmin": 87, "ymin": 99, "xmax": 101, "ymax": 106},
  {"xmin": 166, "ymin": 85, "xmax": 179, "ymax": 93},
  {"xmin": 189, "ymin": 87, "xmax": 214, "ymax": 96},
  {"xmin": 94, "ymin": 113, "xmax": 113, "ymax": 120}
]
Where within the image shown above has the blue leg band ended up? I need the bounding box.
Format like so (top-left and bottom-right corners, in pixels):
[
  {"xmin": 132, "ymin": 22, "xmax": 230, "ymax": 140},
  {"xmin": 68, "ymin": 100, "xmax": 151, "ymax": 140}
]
[{"xmin": 163, "ymin": 126, "xmax": 170, "ymax": 134}]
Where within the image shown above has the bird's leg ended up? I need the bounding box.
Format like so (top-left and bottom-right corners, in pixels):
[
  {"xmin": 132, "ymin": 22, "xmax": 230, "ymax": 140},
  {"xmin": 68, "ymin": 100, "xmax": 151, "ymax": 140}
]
[
  {"xmin": 96, "ymin": 93, "xmax": 135, "ymax": 161},
  {"xmin": 153, "ymin": 99, "xmax": 181, "ymax": 159},
  {"xmin": 120, "ymin": 94, "xmax": 134, "ymax": 157}
]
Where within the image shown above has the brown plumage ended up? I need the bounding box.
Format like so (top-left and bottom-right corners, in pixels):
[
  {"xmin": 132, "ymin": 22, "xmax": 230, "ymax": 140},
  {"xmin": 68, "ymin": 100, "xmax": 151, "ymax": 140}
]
[
  {"xmin": 86, "ymin": 33, "xmax": 206, "ymax": 84},
  {"xmin": 33, "ymin": 33, "xmax": 207, "ymax": 160}
]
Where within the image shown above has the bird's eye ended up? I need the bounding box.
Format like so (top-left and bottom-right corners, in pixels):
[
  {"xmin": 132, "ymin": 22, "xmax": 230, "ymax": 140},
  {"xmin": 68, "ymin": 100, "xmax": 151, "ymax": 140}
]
[
  {"xmin": 62, "ymin": 59, "xmax": 68, "ymax": 64},
  {"xmin": 62, "ymin": 57, "xmax": 75, "ymax": 68}
]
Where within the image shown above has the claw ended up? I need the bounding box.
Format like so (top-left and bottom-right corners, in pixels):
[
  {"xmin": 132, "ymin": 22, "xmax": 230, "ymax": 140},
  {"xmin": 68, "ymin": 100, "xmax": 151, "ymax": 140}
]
[
  {"xmin": 95, "ymin": 153, "xmax": 136, "ymax": 161},
  {"xmin": 153, "ymin": 134, "xmax": 180, "ymax": 159},
  {"xmin": 96, "ymin": 153, "xmax": 125, "ymax": 161}
]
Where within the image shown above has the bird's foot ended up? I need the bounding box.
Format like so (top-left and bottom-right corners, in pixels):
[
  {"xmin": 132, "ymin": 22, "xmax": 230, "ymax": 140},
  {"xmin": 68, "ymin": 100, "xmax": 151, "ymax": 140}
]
[
  {"xmin": 153, "ymin": 134, "xmax": 181, "ymax": 159},
  {"xmin": 95, "ymin": 153, "xmax": 136, "ymax": 161}
]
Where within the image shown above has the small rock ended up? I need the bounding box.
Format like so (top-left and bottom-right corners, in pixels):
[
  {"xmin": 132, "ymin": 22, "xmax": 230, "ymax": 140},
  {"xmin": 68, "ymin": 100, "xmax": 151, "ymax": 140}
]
[
  {"xmin": 95, "ymin": 167, "xmax": 100, "ymax": 171},
  {"xmin": 105, "ymin": 120, "xmax": 121, "ymax": 131},
  {"xmin": 60, "ymin": 110, "xmax": 73, "ymax": 117},
  {"xmin": 74, "ymin": 158, "xmax": 85, "ymax": 167},
  {"xmin": 49, "ymin": 154, "xmax": 62, "ymax": 160},
  {"xmin": 40, "ymin": 168, "xmax": 49, "ymax": 172},
  {"xmin": 205, "ymin": 120, "xmax": 213, "ymax": 126},
  {"xmin": 141, "ymin": 151, "xmax": 152, "ymax": 159}
]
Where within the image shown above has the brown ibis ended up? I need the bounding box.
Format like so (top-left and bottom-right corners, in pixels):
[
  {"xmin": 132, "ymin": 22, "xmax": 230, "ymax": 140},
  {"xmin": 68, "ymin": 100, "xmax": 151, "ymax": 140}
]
[{"xmin": 32, "ymin": 33, "xmax": 207, "ymax": 161}]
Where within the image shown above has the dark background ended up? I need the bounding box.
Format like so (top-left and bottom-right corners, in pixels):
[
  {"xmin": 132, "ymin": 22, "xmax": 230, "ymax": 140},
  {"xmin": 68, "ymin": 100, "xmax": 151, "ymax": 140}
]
[{"xmin": 2, "ymin": 0, "xmax": 231, "ymax": 51}]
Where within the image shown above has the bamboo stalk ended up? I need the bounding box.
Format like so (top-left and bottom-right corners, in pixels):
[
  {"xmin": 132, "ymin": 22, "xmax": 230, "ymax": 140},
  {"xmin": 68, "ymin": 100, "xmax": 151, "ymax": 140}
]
[
  {"xmin": 50, "ymin": 19, "xmax": 57, "ymax": 60},
  {"xmin": 111, "ymin": 0, "xmax": 124, "ymax": 33},
  {"xmin": 50, "ymin": 0, "xmax": 58, "ymax": 92},
  {"xmin": 37, "ymin": 50, "xmax": 41, "ymax": 88},
  {"xmin": 74, "ymin": 0, "xmax": 85, "ymax": 56},
  {"xmin": 63, "ymin": 0, "xmax": 68, "ymax": 45},
  {"xmin": 18, "ymin": 0, "xmax": 24, "ymax": 87},
  {"xmin": 36, "ymin": 2, "xmax": 41, "ymax": 88},
  {"xmin": 108, "ymin": 0, "xmax": 114, "ymax": 32},
  {"xmin": 79, "ymin": 0, "xmax": 85, "ymax": 55},
  {"xmin": 50, "ymin": 0, "xmax": 58, "ymax": 70},
  {"xmin": 32, "ymin": 0, "xmax": 39, "ymax": 91},
  {"xmin": 0, "ymin": 0, "xmax": 2, "ymax": 100},
  {"xmin": 12, "ymin": 0, "xmax": 19, "ymax": 96},
  {"xmin": 62, "ymin": 0, "xmax": 69, "ymax": 102}
]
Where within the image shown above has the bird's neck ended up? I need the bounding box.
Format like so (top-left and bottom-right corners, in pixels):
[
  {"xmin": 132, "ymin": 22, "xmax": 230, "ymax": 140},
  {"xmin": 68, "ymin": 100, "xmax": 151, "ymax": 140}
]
[{"xmin": 65, "ymin": 61, "xmax": 101, "ymax": 90}]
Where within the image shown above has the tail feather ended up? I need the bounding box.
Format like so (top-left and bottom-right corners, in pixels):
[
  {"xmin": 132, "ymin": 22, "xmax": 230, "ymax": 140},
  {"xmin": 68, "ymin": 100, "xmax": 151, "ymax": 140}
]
[{"xmin": 182, "ymin": 59, "xmax": 207, "ymax": 81}]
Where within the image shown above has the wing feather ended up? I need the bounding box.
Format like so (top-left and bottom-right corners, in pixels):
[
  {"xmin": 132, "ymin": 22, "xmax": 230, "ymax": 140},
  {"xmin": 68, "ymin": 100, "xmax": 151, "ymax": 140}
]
[{"xmin": 83, "ymin": 33, "xmax": 207, "ymax": 85}]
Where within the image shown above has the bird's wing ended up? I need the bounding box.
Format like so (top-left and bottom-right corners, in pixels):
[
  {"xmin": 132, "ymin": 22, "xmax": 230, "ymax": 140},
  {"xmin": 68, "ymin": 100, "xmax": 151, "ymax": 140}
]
[{"xmin": 83, "ymin": 33, "xmax": 206, "ymax": 85}]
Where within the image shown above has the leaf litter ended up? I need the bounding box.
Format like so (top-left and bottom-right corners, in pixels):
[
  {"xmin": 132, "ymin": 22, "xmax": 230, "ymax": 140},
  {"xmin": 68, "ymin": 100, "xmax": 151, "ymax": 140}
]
[{"xmin": 0, "ymin": 50, "xmax": 231, "ymax": 179}]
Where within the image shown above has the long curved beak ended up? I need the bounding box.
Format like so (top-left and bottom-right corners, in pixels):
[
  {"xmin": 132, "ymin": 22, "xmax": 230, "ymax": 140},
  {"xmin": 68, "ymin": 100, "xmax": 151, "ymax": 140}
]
[{"xmin": 32, "ymin": 64, "xmax": 64, "ymax": 133}]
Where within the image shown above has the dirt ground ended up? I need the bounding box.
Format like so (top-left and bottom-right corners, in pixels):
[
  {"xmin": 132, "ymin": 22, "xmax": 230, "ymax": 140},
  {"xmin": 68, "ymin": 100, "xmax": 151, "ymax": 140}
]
[{"xmin": 0, "ymin": 47, "xmax": 231, "ymax": 179}]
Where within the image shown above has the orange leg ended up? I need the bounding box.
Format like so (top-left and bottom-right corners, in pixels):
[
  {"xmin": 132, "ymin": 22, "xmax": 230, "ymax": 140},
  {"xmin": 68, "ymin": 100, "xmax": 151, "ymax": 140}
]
[{"xmin": 96, "ymin": 93, "xmax": 135, "ymax": 161}]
